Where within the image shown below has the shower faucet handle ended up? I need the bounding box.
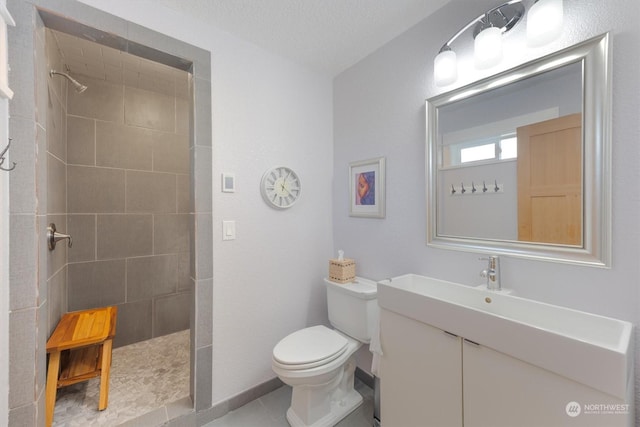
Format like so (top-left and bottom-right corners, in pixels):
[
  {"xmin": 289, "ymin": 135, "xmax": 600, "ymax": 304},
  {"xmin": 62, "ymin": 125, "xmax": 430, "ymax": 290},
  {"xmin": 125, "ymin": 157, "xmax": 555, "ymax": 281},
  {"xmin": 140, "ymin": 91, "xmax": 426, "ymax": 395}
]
[{"xmin": 47, "ymin": 223, "xmax": 72, "ymax": 250}]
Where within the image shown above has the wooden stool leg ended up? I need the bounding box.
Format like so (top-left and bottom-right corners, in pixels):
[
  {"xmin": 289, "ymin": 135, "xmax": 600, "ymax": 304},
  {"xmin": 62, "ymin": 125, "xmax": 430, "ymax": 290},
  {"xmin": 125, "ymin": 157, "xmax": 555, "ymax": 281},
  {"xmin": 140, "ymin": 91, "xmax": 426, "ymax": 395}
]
[
  {"xmin": 45, "ymin": 351, "xmax": 61, "ymax": 427},
  {"xmin": 98, "ymin": 339, "xmax": 113, "ymax": 410}
]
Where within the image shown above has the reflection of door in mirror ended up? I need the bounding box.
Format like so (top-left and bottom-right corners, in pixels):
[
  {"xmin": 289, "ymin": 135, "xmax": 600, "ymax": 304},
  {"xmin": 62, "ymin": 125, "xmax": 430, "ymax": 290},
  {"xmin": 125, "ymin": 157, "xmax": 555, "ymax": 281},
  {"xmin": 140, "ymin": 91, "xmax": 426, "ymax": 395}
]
[{"xmin": 517, "ymin": 113, "xmax": 582, "ymax": 245}]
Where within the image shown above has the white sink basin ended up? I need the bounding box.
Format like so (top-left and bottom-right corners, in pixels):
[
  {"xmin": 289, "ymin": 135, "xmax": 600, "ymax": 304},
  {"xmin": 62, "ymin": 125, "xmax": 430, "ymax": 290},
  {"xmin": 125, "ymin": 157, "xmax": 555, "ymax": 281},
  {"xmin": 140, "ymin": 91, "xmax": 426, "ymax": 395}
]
[{"xmin": 377, "ymin": 274, "xmax": 633, "ymax": 399}]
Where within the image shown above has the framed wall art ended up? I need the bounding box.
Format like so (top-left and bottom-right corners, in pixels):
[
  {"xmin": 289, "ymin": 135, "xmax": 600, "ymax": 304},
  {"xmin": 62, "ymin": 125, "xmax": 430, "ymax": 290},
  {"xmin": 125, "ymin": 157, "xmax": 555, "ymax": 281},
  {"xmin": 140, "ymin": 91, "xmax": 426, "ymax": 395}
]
[{"xmin": 349, "ymin": 157, "xmax": 385, "ymax": 218}]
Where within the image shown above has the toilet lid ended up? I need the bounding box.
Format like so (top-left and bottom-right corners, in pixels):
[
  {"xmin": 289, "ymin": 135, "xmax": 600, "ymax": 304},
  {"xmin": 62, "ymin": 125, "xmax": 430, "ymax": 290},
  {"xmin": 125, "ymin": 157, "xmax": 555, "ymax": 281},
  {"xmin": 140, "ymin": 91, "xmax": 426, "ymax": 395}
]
[{"xmin": 273, "ymin": 325, "xmax": 348, "ymax": 369}]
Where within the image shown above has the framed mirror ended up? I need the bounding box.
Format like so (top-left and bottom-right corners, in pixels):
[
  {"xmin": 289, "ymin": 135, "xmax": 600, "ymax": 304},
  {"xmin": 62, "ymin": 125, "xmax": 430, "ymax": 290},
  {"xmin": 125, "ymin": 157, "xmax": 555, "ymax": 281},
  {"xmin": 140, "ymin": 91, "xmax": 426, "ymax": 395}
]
[{"xmin": 427, "ymin": 33, "xmax": 611, "ymax": 267}]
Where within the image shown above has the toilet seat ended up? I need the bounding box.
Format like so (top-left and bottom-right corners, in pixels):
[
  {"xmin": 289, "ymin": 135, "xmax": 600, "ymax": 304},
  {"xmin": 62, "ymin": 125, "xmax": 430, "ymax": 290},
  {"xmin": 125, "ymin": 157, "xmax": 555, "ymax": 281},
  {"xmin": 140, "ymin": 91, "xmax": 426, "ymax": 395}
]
[{"xmin": 273, "ymin": 325, "xmax": 348, "ymax": 370}]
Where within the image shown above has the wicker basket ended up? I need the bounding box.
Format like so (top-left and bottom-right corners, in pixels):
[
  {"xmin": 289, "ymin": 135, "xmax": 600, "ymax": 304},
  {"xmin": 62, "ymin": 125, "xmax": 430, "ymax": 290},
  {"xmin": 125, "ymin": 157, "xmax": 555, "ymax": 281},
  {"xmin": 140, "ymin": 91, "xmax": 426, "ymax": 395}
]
[{"xmin": 328, "ymin": 258, "xmax": 356, "ymax": 283}]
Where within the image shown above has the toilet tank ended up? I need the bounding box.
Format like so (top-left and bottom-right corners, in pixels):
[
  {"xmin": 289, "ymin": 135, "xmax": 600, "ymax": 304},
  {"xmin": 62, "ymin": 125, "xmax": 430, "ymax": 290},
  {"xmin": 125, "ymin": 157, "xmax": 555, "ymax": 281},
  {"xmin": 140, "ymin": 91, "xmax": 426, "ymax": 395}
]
[{"xmin": 325, "ymin": 277, "xmax": 378, "ymax": 343}]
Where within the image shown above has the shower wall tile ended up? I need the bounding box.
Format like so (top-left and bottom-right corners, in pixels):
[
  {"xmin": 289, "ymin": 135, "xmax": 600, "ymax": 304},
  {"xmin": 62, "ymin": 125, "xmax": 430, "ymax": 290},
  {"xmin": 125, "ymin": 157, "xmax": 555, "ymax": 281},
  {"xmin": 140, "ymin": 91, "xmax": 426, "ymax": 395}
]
[
  {"xmin": 36, "ymin": 389, "xmax": 45, "ymax": 427},
  {"xmin": 46, "ymin": 30, "xmax": 66, "ymax": 100},
  {"xmin": 195, "ymin": 214, "xmax": 213, "ymax": 280},
  {"xmin": 35, "ymin": 125, "xmax": 48, "ymax": 216},
  {"xmin": 7, "ymin": 2, "xmax": 36, "ymax": 121},
  {"xmin": 46, "ymin": 214, "xmax": 67, "ymax": 278},
  {"xmin": 195, "ymin": 278, "xmax": 212, "ymax": 348},
  {"xmin": 67, "ymin": 76, "xmax": 124, "ymax": 122},
  {"xmin": 193, "ymin": 77, "xmax": 212, "ymax": 147},
  {"xmin": 36, "ymin": 302, "xmax": 47, "ymax": 398},
  {"xmin": 126, "ymin": 254, "xmax": 178, "ymax": 301},
  {"xmin": 138, "ymin": 70, "xmax": 175, "ymax": 97},
  {"xmin": 37, "ymin": 1, "xmax": 129, "ymax": 42},
  {"xmin": 192, "ymin": 54, "xmax": 212, "ymax": 83},
  {"xmin": 67, "ymin": 259, "xmax": 126, "ymax": 311},
  {"xmin": 67, "ymin": 166, "xmax": 125, "ymax": 213},
  {"xmin": 96, "ymin": 121, "xmax": 154, "ymax": 170},
  {"xmin": 177, "ymin": 252, "xmax": 191, "ymax": 291},
  {"xmin": 8, "ymin": 116, "xmax": 37, "ymax": 214},
  {"xmin": 67, "ymin": 214, "xmax": 96, "ymax": 262},
  {"xmin": 47, "ymin": 265, "xmax": 67, "ymax": 336},
  {"xmin": 9, "ymin": 214, "xmax": 37, "ymax": 311},
  {"xmin": 193, "ymin": 146, "xmax": 212, "ymax": 213},
  {"xmin": 195, "ymin": 345, "xmax": 212, "ymax": 411},
  {"xmin": 153, "ymin": 131, "xmax": 189, "ymax": 174},
  {"xmin": 47, "ymin": 153, "xmax": 66, "ymax": 215},
  {"xmin": 8, "ymin": 402, "xmax": 36, "ymax": 427},
  {"xmin": 125, "ymin": 170, "xmax": 176, "ymax": 213},
  {"xmin": 114, "ymin": 299, "xmax": 153, "ymax": 347},
  {"xmin": 176, "ymin": 174, "xmax": 190, "ymax": 213},
  {"xmin": 35, "ymin": 25, "xmax": 47, "ymax": 127},
  {"xmin": 58, "ymin": 34, "xmax": 194, "ymax": 353},
  {"xmin": 67, "ymin": 116, "xmax": 95, "ymax": 165},
  {"xmin": 97, "ymin": 214, "xmax": 153, "ymax": 259},
  {"xmin": 154, "ymin": 213, "xmax": 190, "ymax": 254},
  {"xmin": 124, "ymin": 86, "xmax": 174, "ymax": 132},
  {"xmin": 37, "ymin": 215, "xmax": 48, "ymax": 306},
  {"xmin": 176, "ymin": 97, "xmax": 189, "ymax": 135},
  {"xmin": 9, "ymin": 308, "xmax": 36, "ymax": 408},
  {"xmin": 154, "ymin": 291, "xmax": 191, "ymax": 337},
  {"xmin": 105, "ymin": 63, "xmax": 124, "ymax": 84},
  {"xmin": 46, "ymin": 85, "xmax": 66, "ymax": 161},
  {"xmin": 125, "ymin": 21, "xmax": 194, "ymax": 71}
]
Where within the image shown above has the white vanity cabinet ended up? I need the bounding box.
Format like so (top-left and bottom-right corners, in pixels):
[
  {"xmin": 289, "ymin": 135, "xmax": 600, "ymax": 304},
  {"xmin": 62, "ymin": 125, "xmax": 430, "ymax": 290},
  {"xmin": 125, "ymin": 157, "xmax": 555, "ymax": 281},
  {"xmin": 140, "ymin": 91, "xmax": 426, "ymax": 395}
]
[
  {"xmin": 463, "ymin": 342, "xmax": 632, "ymax": 427},
  {"xmin": 379, "ymin": 306, "xmax": 633, "ymax": 427},
  {"xmin": 379, "ymin": 309, "xmax": 462, "ymax": 427}
]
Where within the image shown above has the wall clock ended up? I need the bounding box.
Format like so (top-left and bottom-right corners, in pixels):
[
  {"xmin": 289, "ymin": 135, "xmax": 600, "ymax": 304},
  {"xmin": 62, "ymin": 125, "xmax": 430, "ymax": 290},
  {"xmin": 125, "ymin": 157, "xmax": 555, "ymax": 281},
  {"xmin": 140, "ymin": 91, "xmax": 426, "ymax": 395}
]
[{"xmin": 260, "ymin": 166, "xmax": 301, "ymax": 209}]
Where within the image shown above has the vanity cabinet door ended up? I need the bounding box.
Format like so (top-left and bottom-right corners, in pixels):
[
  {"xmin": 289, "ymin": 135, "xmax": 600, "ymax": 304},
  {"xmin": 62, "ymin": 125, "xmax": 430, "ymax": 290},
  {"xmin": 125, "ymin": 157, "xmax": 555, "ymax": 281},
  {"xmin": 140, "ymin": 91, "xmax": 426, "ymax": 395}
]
[
  {"xmin": 379, "ymin": 309, "xmax": 463, "ymax": 427},
  {"xmin": 462, "ymin": 342, "xmax": 630, "ymax": 427}
]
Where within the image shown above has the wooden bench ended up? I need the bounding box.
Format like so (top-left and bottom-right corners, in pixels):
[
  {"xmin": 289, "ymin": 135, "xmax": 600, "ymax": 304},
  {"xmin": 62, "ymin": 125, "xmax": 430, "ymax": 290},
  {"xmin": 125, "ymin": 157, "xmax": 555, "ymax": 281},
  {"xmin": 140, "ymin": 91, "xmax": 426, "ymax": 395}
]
[{"xmin": 45, "ymin": 306, "xmax": 117, "ymax": 427}]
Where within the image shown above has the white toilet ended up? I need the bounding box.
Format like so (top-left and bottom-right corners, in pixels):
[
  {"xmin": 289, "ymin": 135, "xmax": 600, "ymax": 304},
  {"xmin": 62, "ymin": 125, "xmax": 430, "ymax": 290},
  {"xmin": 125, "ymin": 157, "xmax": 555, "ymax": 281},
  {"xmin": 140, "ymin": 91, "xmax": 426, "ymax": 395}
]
[{"xmin": 272, "ymin": 277, "xmax": 378, "ymax": 427}]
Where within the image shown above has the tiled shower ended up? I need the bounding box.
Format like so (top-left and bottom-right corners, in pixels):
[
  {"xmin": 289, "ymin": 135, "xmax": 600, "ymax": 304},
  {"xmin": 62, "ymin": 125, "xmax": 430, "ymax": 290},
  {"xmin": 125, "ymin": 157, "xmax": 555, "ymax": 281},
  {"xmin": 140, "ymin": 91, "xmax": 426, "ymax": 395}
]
[
  {"xmin": 45, "ymin": 29, "xmax": 192, "ymax": 348},
  {"xmin": 8, "ymin": 2, "xmax": 214, "ymax": 422}
]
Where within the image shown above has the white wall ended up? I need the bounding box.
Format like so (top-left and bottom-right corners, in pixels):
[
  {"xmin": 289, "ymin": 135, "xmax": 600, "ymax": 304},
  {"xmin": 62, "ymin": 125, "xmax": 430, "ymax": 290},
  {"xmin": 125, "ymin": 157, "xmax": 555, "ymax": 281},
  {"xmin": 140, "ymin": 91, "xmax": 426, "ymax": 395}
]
[
  {"xmin": 334, "ymin": 0, "xmax": 640, "ymax": 420},
  {"xmin": 79, "ymin": 0, "xmax": 334, "ymax": 406}
]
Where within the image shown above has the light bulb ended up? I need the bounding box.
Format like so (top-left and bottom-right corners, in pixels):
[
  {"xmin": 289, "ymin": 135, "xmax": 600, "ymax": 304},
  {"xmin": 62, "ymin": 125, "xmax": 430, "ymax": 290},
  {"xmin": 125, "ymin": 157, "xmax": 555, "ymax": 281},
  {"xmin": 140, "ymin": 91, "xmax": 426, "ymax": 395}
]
[
  {"xmin": 527, "ymin": 0, "xmax": 563, "ymax": 47},
  {"xmin": 434, "ymin": 50, "xmax": 457, "ymax": 86},
  {"xmin": 474, "ymin": 26, "xmax": 503, "ymax": 69}
]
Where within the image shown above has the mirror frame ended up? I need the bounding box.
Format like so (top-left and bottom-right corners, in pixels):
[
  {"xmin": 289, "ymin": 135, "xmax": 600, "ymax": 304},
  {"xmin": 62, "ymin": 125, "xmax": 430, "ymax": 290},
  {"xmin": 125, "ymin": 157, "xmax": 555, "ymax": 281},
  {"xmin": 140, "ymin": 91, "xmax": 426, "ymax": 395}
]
[{"xmin": 427, "ymin": 33, "xmax": 611, "ymax": 267}]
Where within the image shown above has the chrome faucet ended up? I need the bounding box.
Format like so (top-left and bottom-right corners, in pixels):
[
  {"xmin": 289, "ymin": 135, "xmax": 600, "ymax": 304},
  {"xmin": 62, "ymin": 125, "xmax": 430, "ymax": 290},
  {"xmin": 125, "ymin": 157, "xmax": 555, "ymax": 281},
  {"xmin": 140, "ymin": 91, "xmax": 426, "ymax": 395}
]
[{"xmin": 480, "ymin": 256, "xmax": 501, "ymax": 291}]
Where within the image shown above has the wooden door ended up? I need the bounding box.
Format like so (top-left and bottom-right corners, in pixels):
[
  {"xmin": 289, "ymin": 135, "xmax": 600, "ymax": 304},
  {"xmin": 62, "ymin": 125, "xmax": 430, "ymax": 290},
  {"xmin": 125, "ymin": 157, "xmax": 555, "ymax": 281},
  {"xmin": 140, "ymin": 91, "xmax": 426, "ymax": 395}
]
[{"xmin": 517, "ymin": 113, "xmax": 582, "ymax": 245}]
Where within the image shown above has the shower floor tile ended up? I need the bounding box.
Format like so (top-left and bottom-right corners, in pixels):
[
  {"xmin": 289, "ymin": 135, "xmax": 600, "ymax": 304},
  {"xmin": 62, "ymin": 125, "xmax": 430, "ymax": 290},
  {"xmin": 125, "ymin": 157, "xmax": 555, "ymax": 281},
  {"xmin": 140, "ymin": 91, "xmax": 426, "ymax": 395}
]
[{"xmin": 51, "ymin": 329, "xmax": 191, "ymax": 426}]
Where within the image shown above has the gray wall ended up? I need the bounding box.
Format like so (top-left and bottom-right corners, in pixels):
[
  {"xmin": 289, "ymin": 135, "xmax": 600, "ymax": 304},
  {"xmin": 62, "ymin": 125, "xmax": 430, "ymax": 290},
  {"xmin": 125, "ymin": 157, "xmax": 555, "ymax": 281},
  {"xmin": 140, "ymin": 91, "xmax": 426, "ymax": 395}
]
[
  {"xmin": 65, "ymin": 71, "xmax": 191, "ymax": 347},
  {"xmin": 334, "ymin": 0, "xmax": 640, "ymax": 422}
]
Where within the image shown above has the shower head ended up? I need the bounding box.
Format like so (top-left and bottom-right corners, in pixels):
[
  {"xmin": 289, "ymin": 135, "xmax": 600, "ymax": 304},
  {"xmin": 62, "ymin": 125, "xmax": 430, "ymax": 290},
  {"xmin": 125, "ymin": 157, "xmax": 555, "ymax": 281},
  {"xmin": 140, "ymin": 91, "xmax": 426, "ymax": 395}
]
[{"xmin": 49, "ymin": 69, "xmax": 88, "ymax": 93}]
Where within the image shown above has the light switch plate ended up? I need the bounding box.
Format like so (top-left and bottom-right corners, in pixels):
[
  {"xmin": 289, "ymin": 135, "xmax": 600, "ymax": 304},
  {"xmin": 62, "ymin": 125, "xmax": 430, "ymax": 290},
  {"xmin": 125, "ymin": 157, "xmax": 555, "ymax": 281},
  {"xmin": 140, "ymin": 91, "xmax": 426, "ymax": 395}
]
[
  {"xmin": 222, "ymin": 173, "xmax": 235, "ymax": 192},
  {"xmin": 222, "ymin": 220, "xmax": 236, "ymax": 240}
]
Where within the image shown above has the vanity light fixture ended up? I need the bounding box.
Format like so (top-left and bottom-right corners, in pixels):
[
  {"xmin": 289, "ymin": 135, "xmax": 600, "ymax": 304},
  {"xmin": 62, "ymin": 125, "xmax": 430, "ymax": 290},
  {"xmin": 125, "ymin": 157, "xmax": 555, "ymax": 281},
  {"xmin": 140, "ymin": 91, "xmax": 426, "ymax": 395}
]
[
  {"xmin": 526, "ymin": 0, "xmax": 564, "ymax": 47},
  {"xmin": 433, "ymin": 0, "xmax": 564, "ymax": 87}
]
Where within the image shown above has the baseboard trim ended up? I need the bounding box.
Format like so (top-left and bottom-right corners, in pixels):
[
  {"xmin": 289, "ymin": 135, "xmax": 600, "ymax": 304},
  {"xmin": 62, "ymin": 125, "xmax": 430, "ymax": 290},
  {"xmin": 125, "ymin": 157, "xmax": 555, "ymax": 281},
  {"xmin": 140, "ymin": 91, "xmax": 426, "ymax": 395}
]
[
  {"xmin": 195, "ymin": 376, "xmax": 284, "ymax": 426},
  {"xmin": 355, "ymin": 366, "xmax": 375, "ymax": 389}
]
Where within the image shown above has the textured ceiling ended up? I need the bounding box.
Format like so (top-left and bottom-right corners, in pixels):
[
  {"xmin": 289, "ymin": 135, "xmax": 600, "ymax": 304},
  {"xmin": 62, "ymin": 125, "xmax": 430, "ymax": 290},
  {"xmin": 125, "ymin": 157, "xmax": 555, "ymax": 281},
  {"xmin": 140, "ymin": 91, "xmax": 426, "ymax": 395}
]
[{"xmin": 154, "ymin": 0, "xmax": 452, "ymax": 76}]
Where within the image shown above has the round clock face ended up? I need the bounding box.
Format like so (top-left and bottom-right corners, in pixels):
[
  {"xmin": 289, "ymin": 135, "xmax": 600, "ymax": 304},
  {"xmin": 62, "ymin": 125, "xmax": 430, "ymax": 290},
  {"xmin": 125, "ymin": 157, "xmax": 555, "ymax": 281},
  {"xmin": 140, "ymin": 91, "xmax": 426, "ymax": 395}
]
[{"xmin": 260, "ymin": 166, "xmax": 301, "ymax": 209}]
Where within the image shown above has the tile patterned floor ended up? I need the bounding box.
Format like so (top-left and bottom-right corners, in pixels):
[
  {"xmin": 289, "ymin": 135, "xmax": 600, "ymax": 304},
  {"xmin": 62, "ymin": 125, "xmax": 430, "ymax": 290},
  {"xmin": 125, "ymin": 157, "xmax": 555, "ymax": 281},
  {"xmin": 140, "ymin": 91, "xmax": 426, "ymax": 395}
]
[
  {"xmin": 51, "ymin": 328, "xmax": 375, "ymax": 427},
  {"xmin": 204, "ymin": 379, "xmax": 375, "ymax": 427},
  {"xmin": 51, "ymin": 329, "xmax": 191, "ymax": 426}
]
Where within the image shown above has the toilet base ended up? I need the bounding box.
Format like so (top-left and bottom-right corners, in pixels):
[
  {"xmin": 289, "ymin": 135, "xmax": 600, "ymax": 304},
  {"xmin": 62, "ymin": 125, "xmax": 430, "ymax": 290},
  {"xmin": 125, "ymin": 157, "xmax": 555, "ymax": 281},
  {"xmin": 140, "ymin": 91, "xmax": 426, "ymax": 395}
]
[{"xmin": 286, "ymin": 389, "xmax": 363, "ymax": 427}]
